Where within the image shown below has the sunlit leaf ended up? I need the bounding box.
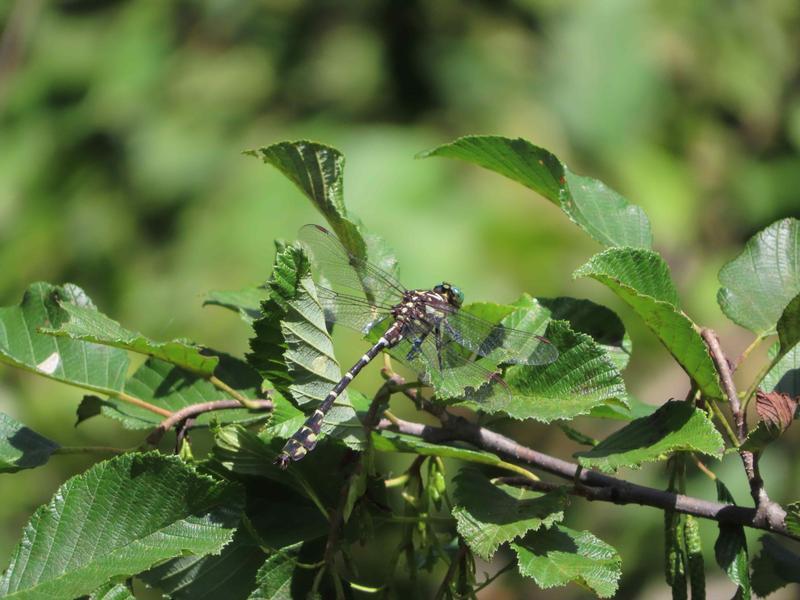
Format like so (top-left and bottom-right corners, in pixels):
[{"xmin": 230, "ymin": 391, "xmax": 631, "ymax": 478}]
[
  {"xmin": 575, "ymin": 248, "xmax": 724, "ymax": 399},
  {"xmin": 718, "ymin": 218, "xmax": 800, "ymax": 335},
  {"xmin": 0, "ymin": 412, "xmax": 59, "ymax": 473},
  {"xmin": 248, "ymin": 243, "xmax": 363, "ymax": 450},
  {"xmin": 0, "ymin": 453, "xmax": 243, "ymax": 599},
  {"xmin": 141, "ymin": 528, "xmax": 265, "ymax": 600},
  {"xmin": 420, "ymin": 135, "xmax": 651, "ymax": 248},
  {"xmin": 512, "ymin": 525, "xmax": 621, "ymax": 598},
  {"xmin": 0, "ymin": 282, "xmax": 128, "ymax": 394},
  {"xmin": 503, "ymin": 320, "xmax": 628, "ymax": 422},
  {"xmin": 372, "ymin": 430, "xmax": 504, "ymax": 466},
  {"xmin": 452, "ymin": 469, "xmax": 567, "ymax": 560},
  {"xmin": 42, "ymin": 300, "xmax": 219, "ymax": 376},
  {"xmin": 762, "ymin": 342, "xmax": 800, "ymax": 398},
  {"xmin": 89, "ymin": 582, "xmax": 135, "ymax": 600},
  {"xmin": 576, "ymin": 401, "xmax": 724, "ymax": 472}
]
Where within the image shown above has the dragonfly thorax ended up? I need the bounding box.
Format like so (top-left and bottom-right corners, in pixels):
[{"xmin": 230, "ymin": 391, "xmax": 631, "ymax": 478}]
[{"xmin": 391, "ymin": 289, "xmax": 453, "ymax": 333}]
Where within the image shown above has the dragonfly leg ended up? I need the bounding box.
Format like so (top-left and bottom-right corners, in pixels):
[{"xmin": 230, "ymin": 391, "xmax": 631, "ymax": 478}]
[{"xmin": 406, "ymin": 332, "xmax": 430, "ymax": 361}]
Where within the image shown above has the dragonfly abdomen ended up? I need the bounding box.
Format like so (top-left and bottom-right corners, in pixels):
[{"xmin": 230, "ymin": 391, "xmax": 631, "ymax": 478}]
[{"xmin": 275, "ymin": 322, "xmax": 404, "ymax": 469}]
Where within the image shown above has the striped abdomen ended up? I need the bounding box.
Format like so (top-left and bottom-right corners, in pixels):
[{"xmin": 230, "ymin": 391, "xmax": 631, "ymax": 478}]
[{"xmin": 274, "ymin": 323, "xmax": 403, "ymax": 469}]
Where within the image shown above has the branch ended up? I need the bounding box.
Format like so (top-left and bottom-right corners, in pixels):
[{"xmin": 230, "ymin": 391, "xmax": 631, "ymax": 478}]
[
  {"xmin": 146, "ymin": 398, "xmax": 273, "ymax": 445},
  {"xmin": 701, "ymin": 328, "xmax": 784, "ymax": 530},
  {"xmin": 375, "ymin": 414, "xmax": 796, "ymax": 541}
]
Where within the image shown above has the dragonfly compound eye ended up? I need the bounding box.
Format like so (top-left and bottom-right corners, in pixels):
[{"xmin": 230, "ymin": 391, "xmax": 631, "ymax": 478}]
[{"xmin": 450, "ymin": 286, "xmax": 464, "ymax": 307}]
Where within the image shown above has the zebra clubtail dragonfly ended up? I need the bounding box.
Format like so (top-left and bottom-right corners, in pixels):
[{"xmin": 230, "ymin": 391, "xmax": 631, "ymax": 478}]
[{"xmin": 275, "ymin": 224, "xmax": 559, "ymax": 468}]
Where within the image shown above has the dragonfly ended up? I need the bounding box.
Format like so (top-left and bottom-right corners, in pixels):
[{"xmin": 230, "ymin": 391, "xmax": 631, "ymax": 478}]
[{"xmin": 275, "ymin": 224, "xmax": 559, "ymax": 468}]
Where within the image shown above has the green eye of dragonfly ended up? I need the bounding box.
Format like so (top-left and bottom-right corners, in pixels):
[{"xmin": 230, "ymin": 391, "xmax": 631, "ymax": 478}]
[{"xmin": 451, "ymin": 286, "xmax": 464, "ymax": 306}]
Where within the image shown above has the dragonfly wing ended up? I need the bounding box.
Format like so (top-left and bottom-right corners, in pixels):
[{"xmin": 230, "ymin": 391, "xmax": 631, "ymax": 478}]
[
  {"xmin": 315, "ymin": 285, "xmax": 392, "ymax": 335},
  {"xmin": 298, "ymin": 224, "xmax": 405, "ymax": 308},
  {"xmin": 396, "ymin": 325, "xmax": 512, "ymax": 411},
  {"xmin": 443, "ymin": 309, "xmax": 558, "ymax": 366}
]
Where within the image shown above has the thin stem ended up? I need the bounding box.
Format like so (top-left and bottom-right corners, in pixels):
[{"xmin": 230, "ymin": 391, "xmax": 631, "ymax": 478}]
[
  {"xmin": 472, "ymin": 560, "xmax": 516, "ymax": 595},
  {"xmin": 208, "ymin": 375, "xmax": 262, "ymax": 409},
  {"xmin": 708, "ymin": 399, "xmax": 740, "ymax": 447},
  {"xmin": 113, "ymin": 390, "xmax": 173, "ymax": 417},
  {"xmin": 741, "ymin": 358, "xmax": 777, "ymax": 413},
  {"xmin": 691, "ymin": 454, "xmax": 718, "ymax": 481},
  {"xmin": 734, "ymin": 334, "xmax": 765, "ymax": 371}
]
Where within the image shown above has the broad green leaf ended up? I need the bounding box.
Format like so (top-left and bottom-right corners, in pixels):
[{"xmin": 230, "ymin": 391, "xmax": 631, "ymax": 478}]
[
  {"xmin": 718, "ymin": 218, "xmax": 800, "ymax": 335},
  {"xmin": 90, "ymin": 354, "xmax": 267, "ymax": 430},
  {"xmin": 372, "ymin": 430, "xmax": 505, "ymax": 467},
  {"xmin": 714, "ymin": 481, "xmax": 751, "ymax": 599},
  {"xmin": 246, "ymin": 141, "xmax": 361, "ymax": 255},
  {"xmin": 762, "ymin": 342, "xmax": 800, "ymax": 398},
  {"xmin": 751, "ymin": 536, "xmax": 800, "ymax": 597},
  {"xmin": 575, "ymin": 248, "xmax": 724, "ymax": 399},
  {"xmin": 141, "ymin": 528, "xmax": 265, "ymax": 600},
  {"xmin": 0, "ymin": 412, "xmax": 59, "ymax": 473},
  {"xmin": 576, "ymin": 401, "xmax": 724, "ymax": 472},
  {"xmin": 741, "ymin": 421, "xmax": 781, "ymax": 453},
  {"xmin": 204, "ymin": 286, "xmax": 268, "ymax": 323},
  {"xmin": 90, "ymin": 582, "xmax": 135, "ymax": 600},
  {"xmin": 248, "ymin": 244, "xmax": 363, "ymax": 450},
  {"xmin": 538, "ymin": 296, "xmax": 632, "ymax": 371},
  {"xmin": 777, "ymin": 294, "xmax": 800, "ymax": 355},
  {"xmin": 420, "ymin": 135, "xmax": 652, "ymax": 248},
  {"xmin": 589, "ymin": 394, "xmax": 657, "ymax": 421},
  {"xmin": 0, "ymin": 282, "xmax": 128, "ymax": 394},
  {"xmin": 41, "ymin": 301, "xmax": 218, "ymax": 376},
  {"xmin": 511, "ymin": 525, "xmax": 621, "ymax": 598},
  {"xmin": 248, "ymin": 548, "xmax": 301, "ymax": 600},
  {"xmin": 0, "ymin": 453, "xmax": 243, "ymax": 600},
  {"xmin": 452, "ymin": 469, "xmax": 567, "ymax": 560},
  {"xmin": 212, "ymin": 424, "xmax": 348, "ymax": 516},
  {"xmin": 503, "ymin": 320, "xmax": 628, "ymax": 421}
]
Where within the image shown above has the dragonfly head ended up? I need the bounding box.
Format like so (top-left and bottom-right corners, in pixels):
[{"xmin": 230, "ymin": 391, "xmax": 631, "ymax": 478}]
[{"xmin": 434, "ymin": 282, "xmax": 464, "ymax": 308}]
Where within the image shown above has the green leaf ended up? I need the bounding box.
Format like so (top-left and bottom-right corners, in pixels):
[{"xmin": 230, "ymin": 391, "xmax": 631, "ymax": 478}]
[
  {"xmin": 141, "ymin": 528, "xmax": 265, "ymax": 600},
  {"xmin": 372, "ymin": 430, "xmax": 505, "ymax": 467},
  {"xmin": 41, "ymin": 301, "xmax": 219, "ymax": 376},
  {"xmin": 718, "ymin": 218, "xmax": 800, "ymax": 335},
  {"xmin": 576, "ymin": 401, "xmax": 724, "ymax": 472},
  {"xmin": 785, "ymin": 502, "xmax": 800, "ymax": 537},
  {"xmin": 0, "ymin": 412, "xmax": 59, "ymax": 473},
  {"xmin": 452, "ymin": 469, "xmax": 567, "ymax": 560},
  {"xmin": 538, "ymin": 296, "xmax": 632, "ymax": 371},
  {"xmin": 246, "ymin": 141, "xmax": 365, "ymax": 259},
  {"xmin": 89, "ymin": 582, "xmax": 135, "ymax": 600},
  {"xmin": 741, "ymin": 421, "xmax": 781, "ymax": 453},
  {"xmin": 0, "ymin": 453, "xmax": 243, "ymax": 600},
  {"xmin": 420, "ymin": 135, "xmax": 652, "ymax": 248},
  {"xmin": 714, "ymin": 481, "xmax": 751, "ymax": 599},
  {"xmin": 777, "ymin": 294, "xmax": 800, "ymax": 355},
  {"xmin": 248, "ymin": 243, "xmax": 362, "ymax": 450},
  {"xmin": 575, "ymin": 248, "xmax": 724, "ymax": 399},
  {"xmin": 751, "ymin": 536, "xmax": 800, "ymax": 597},
  {"xmin": 204, "ymin": 286, "xmax": 268, "ymax": 323},
  {"xmin": 511, "ymin": 525, "xmax": 622, "ymax": 598},
  {"xmin": 248, "ymin": 548, "xmax": 301, "ymax": 600},
  {"xmin": 503, "ymin": 320, "xmax": 628, "ymax": 422},
  {"xmin": 0, "ymin": 282, "xmax": 128, "ymax": 394},
  {"xmin": 762, "ymin": 342, "xmax": 800, "ymax": 398},
  {"xmin": 664, "ymin": 510, "xmax": 687, "ymax": 600}
]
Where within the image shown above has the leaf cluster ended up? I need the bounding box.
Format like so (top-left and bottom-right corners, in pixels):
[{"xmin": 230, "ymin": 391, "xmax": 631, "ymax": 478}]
[{"xmin": 2, "ymin": 137, "xmax": 800, "ymax": 598}]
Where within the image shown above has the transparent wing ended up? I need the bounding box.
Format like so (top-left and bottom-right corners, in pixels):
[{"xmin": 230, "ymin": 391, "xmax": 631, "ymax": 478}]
[
  {"xmin": 443, "ymin": 309, "xmax": 558, "ymax": 366},
  {"xmin": 315, "ymin": 285, "xmax": 393, "ymax": 335},
  {"xmin": 298, "ymin": 224, "xmax": 406, "ymax": 308},
  {"xmin": 393, "ymin": 325, "xmax": 512, "ymax": 411}
]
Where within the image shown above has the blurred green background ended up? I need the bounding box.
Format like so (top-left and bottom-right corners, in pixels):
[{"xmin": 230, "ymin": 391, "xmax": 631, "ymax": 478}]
[{"xmin": 1, "ymin": 0, "xmax": 799, "ymax": 597}]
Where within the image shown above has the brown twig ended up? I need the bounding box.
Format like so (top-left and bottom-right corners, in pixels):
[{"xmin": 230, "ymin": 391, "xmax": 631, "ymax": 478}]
[
  {"xmin": 375, "ymin": 414, "xmax": 795, "ymax": 540},
  {"xmin": 146, "ymin": 399, "xmax": 273, "ymax": 445},
  {"xmin": 701, "ymin": 328, "xmax": 785, "ymax": 529}
]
